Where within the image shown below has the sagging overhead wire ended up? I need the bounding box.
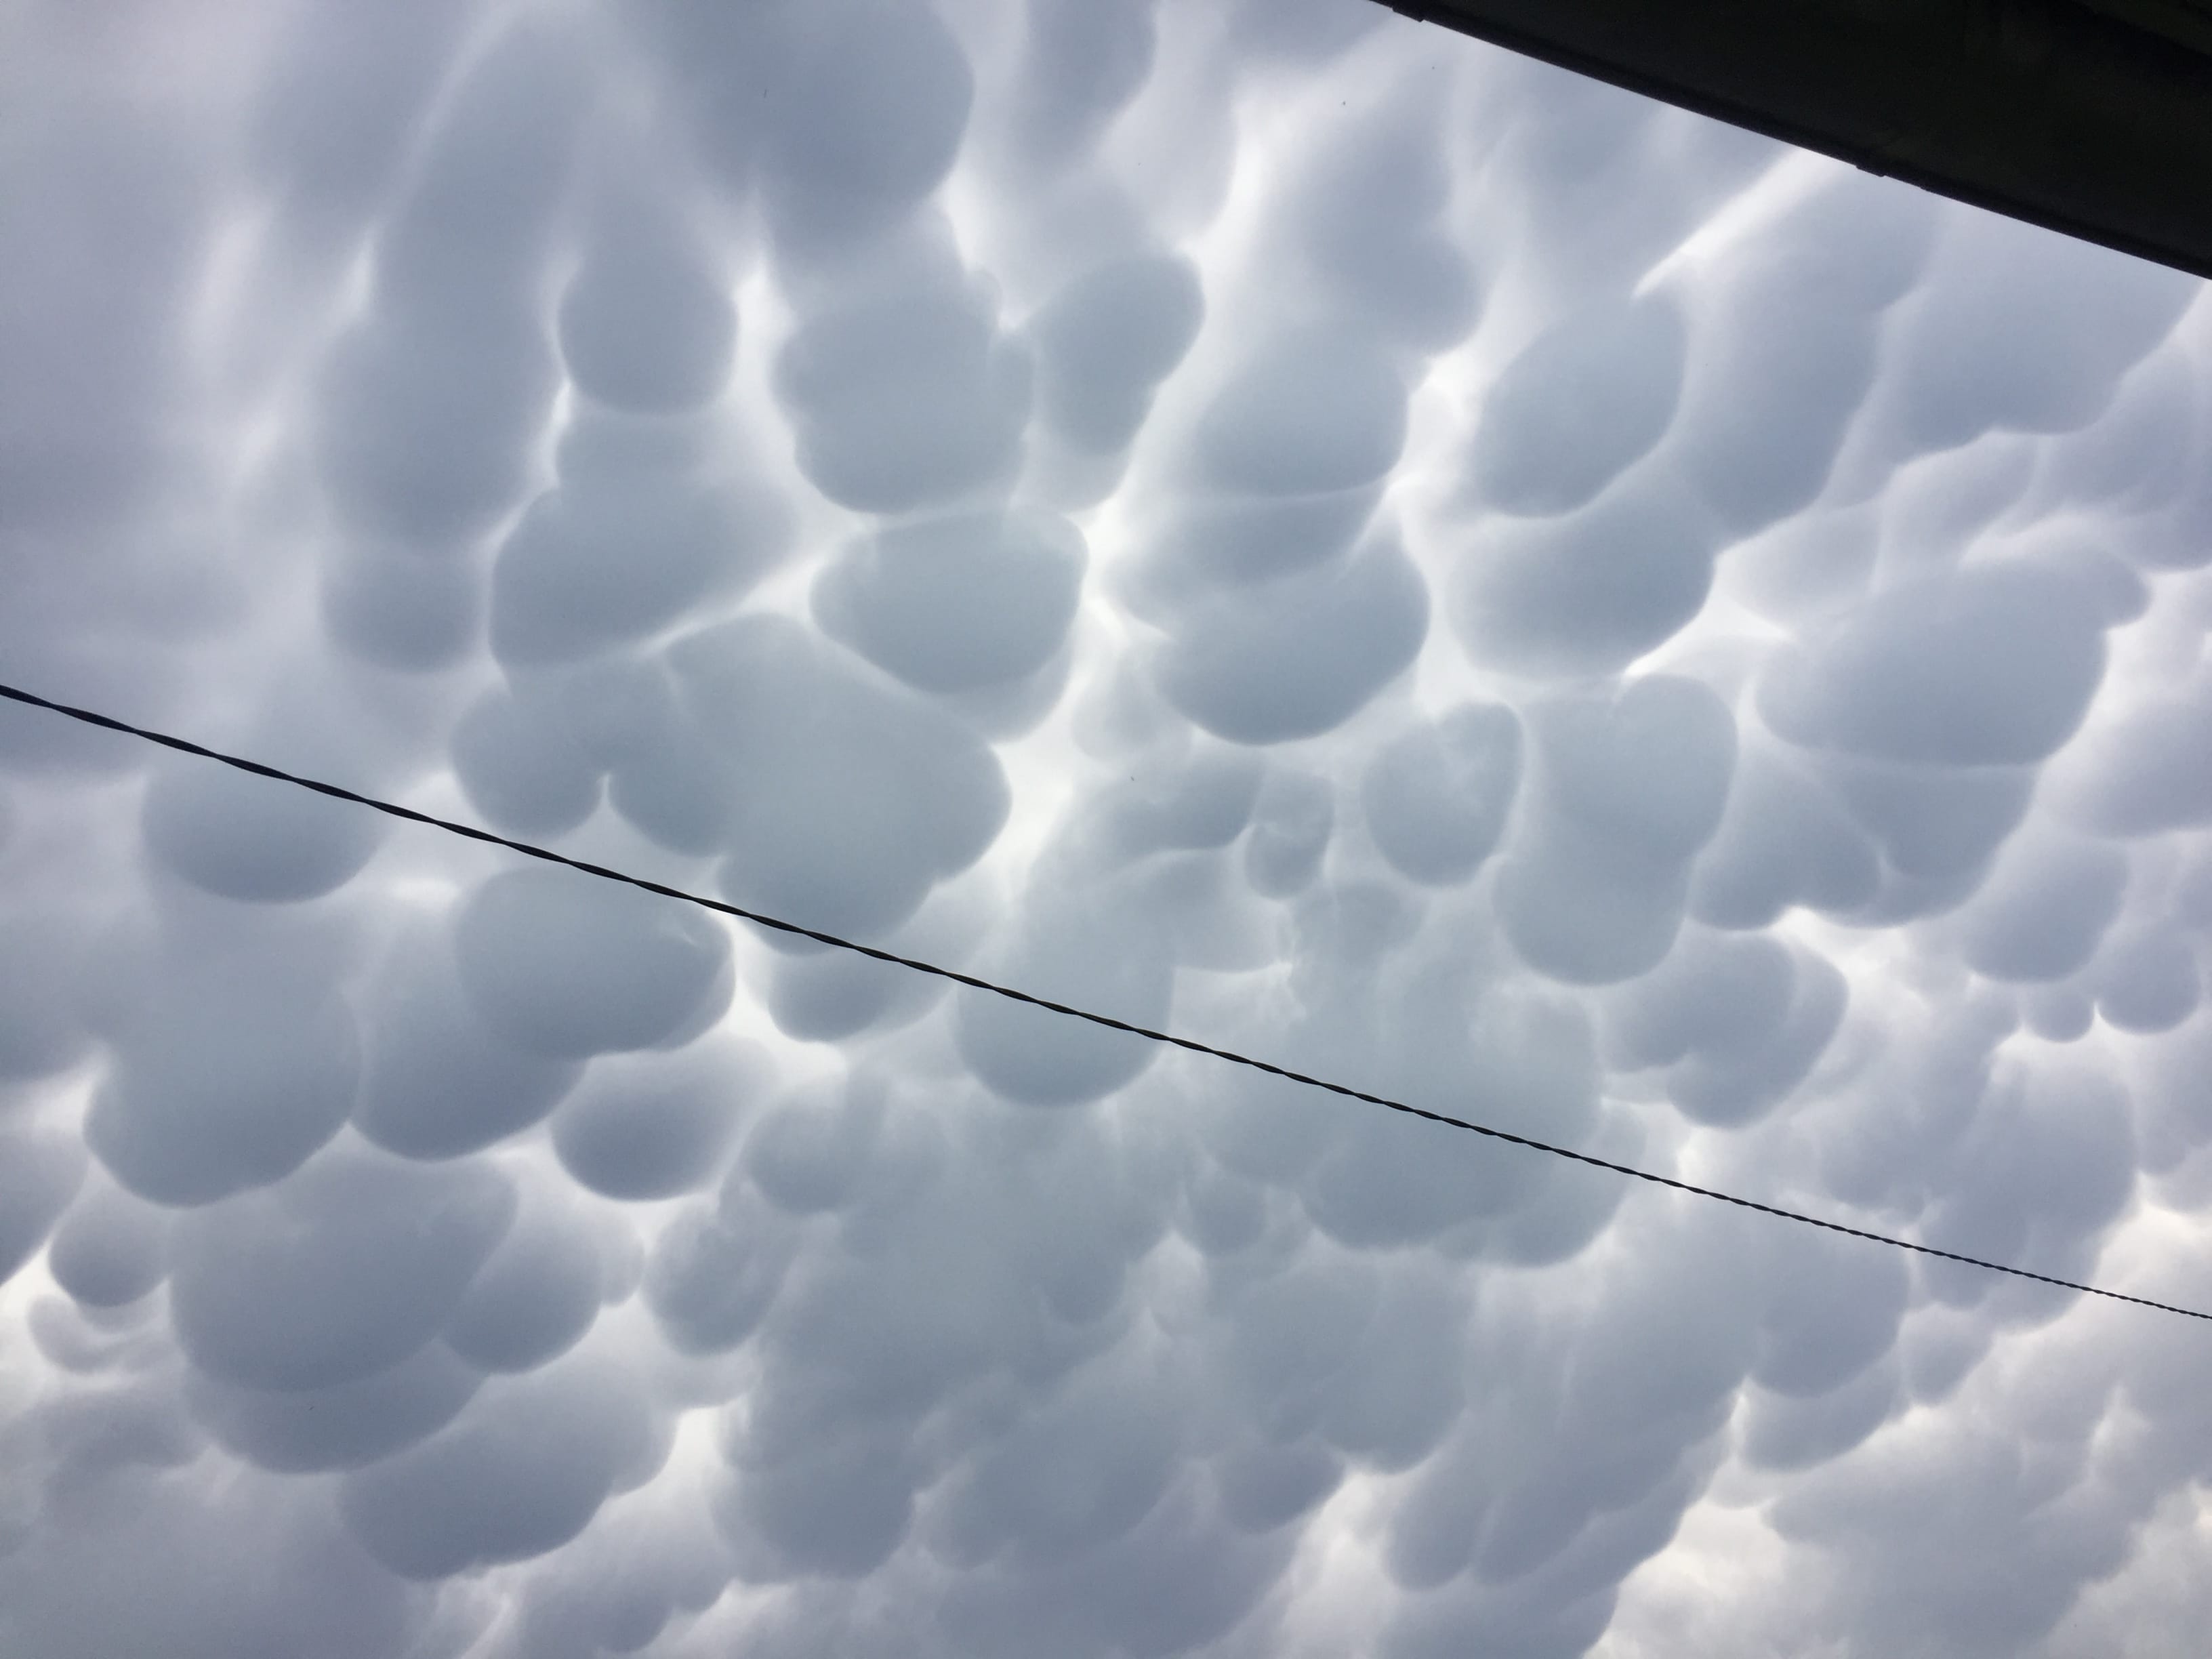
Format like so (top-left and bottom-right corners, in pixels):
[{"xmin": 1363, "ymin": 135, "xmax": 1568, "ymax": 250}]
[{"xmin": 1, "ymin": 676, "xmax": 2203, "ymax": 1325}]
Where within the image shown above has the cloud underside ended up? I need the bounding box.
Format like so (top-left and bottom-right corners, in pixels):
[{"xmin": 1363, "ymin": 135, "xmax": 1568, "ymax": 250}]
[{"xmin": 1, "ymin": 1, "xmax": 2209, "ymax": 1657}]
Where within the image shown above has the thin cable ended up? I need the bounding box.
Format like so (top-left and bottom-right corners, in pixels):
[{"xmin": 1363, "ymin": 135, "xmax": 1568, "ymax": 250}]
[{"xmin": 4, "ymin": 676, "xmax": 2203, "ymax": 1324}]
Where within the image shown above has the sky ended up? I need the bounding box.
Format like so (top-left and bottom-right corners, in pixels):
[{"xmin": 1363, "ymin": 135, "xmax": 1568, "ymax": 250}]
[{"xmin": 2, "ymin": 0, "xmax": 2211, "ymax": 1655}]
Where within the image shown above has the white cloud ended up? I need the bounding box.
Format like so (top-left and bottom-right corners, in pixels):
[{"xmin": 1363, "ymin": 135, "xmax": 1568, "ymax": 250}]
[{"xmin": 1, "ymin": 0, "xmax": 2209, "ymax": 1654}]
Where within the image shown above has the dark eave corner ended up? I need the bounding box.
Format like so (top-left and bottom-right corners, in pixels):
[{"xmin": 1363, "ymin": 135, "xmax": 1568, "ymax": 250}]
[{"xmin": 1374, "ymin": 0, "xmax": 2212, "ymax": 281}]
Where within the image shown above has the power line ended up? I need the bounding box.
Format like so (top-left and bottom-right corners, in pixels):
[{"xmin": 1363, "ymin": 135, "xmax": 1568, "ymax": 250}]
[{"xmin": 3, "ymin": 676, "xmax": 2203, "ymax": 1324}]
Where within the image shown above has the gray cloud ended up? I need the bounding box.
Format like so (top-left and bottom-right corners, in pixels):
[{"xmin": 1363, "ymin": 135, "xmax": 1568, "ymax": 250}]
[{"xmin": 1, "ymin": 3, "xmax": 2208, "ymax": 1658}]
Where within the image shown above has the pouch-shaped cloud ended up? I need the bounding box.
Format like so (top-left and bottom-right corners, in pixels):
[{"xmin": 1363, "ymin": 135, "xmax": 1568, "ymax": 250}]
[
  {"xmin": 5, "ymin": 1, "xmax": 2211, "ymax": 1657},
  {"xmin": 1244, "ymin": 767, "xmax": 1336, "ymax": 895},
  {"xmin": 1670, "ymin": 173, "xmax": 1933, "ymax": 534},
  {"xmin": 644, "ymin": 1193, "xmax": 797, "ymax": 1358},
  {"xmin": 188, "ymin": 1341, "xmax": 485, "ymax": 1475},
  {"xmin": 448, "ymin": 684, "xmax": 607, "ymax": 839},
  {"xmin": 0, "ymin": 1130, "xmax": 84, "ymax": 1288},
  {"xmin": 1154, "ymin": 535, "xmax": 1429, "ymax": 742},
  {"xmin": 142, "ymin": 756, "xmax": 386, "ymax": 902},
  {"xmin": 1286, "ymin": 93, "xmax": 1481, "ymax": 350},
  {"xmin": 814, "ymin": 508, "xmax": 1087, "ymax": 694},
  {"xmin": 455, "ymin": 866, "xmax": 734, "ymax": 1060},
  {"xmin": 87, "ymin": 950, "xmax": 363, "ymax": 1206},
  {"xmin": 489, "ymin": 470, "xmax": 788, "ymax": 666},
  {"xmin": 0, "ymin": 908, "xmax": 96, "ymax": 1080},
  {"xmin": 558, "ymin": 179, "xmax": 738, "ymax": 415},
  {"xmin": 1603, "ymin": 928, "xmax": 1847, "ymax": 1126},
  {"xmin": 1360, "ymin": 701, "xmax": 1523, "ymax": 884},
  {"xmin": 552, "ymin": 1038, "xmax": 766, "ymax": 1200},
  {"xmin": 169, "ymin": 1147, "xmax": 515, "ymax": 1393},
  {"xmin": 2050, "ymin": 687, "xmax": 2212, "ymax": 836},
  {"xmin": 1470, "ymin": 295, "xmax": 1684, "ymax": 516},
  {"xmin": 667, "ymin": 614, "xmax": 1010, "ymax": 935},
  {"xmin": 775, "ymin": 279, "xmax": 1032, "ymax": 512},
  {"xmin": 959, "ymin": 884, "xmax": 1176, "ymax": 1105},
  {"xmin": 1759, "ymin": 560, "xmax": 2110, "ymax": 766},
  {"xmin": 1453, "ymin": 478, "xmax": 1716, "ymax": 678},
  {"xmin": 1195, "ymin": 327, "xmax": 1408, "ymax": 496},
  {"xmin": 758, "ymin": 0, "xmax": 977, "ymax": 242},
  {"xmin": 341, "ymin": 1352, "xmax": 661, "ymax": 1578},
  {"xmin": 1030, "ymin": 253, "xmax": 1205, "ymax": 453},
  {"xmin": 1689, "ymin": 738, "xmax": 1881, "ymax": 927},
  {"xmin": 356, "ymin": 922, "xmax": 584, "ymax": 1158},
  {"xmin": 1497, "ymin": 674, "xmax": 1736, "ymax": 983},
  {"xmin": 43, "ymin": 1173, "xmax": 167, "ymax": 1309},
  {"xmin": 1893, "ymin": 211, "xmax": 2199, "ymax": 453},
  {"xmin": 1956, "ymin": 830, "xmax": 2130, "ymax": 983}
]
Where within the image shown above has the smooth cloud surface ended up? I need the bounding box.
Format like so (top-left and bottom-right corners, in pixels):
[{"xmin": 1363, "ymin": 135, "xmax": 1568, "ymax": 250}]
[{"xmin": 2, "ymin": 2, "xmax": 2210, "ymax": 1657}]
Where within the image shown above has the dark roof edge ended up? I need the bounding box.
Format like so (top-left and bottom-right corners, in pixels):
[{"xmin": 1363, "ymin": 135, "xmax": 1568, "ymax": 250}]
[{"xmin": 1376, "ymin": 0, "xmax": 2212, "ymax": 281}]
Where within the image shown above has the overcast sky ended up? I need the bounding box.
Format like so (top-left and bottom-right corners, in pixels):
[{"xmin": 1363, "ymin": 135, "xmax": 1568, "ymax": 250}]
[{"xmin": 3, "ymin": 1, "xmax": 2211, "ymax": 1655}]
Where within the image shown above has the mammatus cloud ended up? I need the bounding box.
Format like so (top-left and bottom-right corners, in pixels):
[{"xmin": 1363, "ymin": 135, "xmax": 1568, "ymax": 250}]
[{"xmin": 1, "ymin": 1, "xmax": 2209, "ymax": 1656}]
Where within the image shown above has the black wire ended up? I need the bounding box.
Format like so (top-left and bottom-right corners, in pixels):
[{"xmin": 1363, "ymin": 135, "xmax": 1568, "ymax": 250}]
[{"xmin": 4, "ymin": 676, "xmax": 2203, "ymax": 1324}]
